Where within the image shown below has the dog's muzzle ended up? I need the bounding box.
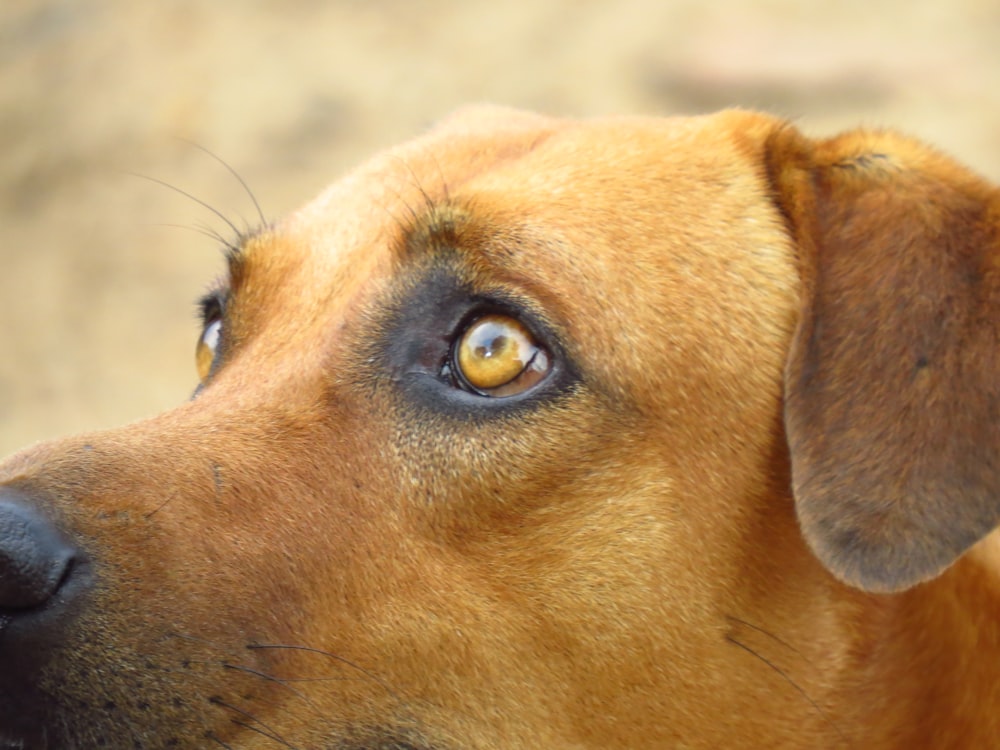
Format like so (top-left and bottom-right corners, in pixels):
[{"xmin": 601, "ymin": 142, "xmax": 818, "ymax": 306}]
[{"xmin": 0, "ymin": 487, "xmax": 87, "ymax": 738}]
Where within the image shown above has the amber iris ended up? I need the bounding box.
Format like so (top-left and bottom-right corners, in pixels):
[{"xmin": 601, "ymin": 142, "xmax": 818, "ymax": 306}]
[{"xmin": 456, "ymin": 314, "xmax": 550, "ymax": 396}]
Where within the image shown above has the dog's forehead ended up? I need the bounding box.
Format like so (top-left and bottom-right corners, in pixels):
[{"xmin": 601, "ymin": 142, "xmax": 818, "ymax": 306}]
[
  {"xmin": 231, "ymin": 108, "xmax": 797, "ymax": 403},
  {"xmin": 278, "ymin": 107, "xmax": 560, "ymax": 254},
  {"xmin": 272, "ymin": 107, "xmax": 787, "ymax": 274}
]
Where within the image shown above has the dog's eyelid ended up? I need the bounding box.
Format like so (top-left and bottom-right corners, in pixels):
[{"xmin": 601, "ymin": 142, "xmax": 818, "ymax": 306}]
[{"xmin": 197, "ymin": 288, "xmax": 228, "ymax": 327}]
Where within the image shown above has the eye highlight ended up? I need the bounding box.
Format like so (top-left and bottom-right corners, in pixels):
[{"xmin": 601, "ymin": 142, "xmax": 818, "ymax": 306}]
[
  {"xmin": 453, "ymin": 314, "xmax": 551, "ymax": 397},
  {"xmin": 195, "ymin": 288, "xmax": 227, "ymax": 386}
]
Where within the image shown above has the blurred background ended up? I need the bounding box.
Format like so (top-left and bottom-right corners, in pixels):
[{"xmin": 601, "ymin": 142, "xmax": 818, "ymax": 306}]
[{"xmin": 2, "ymin": 0, "xmax": 999, "ymax": 455}]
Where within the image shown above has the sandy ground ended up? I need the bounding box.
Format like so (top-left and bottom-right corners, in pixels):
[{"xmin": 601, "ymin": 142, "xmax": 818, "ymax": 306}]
[{"xmin": 2, "ymin": 0, "xmax": 999, "ymax": 455}]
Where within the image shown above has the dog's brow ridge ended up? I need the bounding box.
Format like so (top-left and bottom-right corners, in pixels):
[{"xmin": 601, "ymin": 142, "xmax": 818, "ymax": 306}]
[{"xmin": 397, "ymin": 202, "xmax": 471, "ymax": 262}]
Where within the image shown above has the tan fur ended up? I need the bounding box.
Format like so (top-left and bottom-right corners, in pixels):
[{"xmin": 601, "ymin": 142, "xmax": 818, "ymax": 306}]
[{"xmin": 1, "ymin": 106, "xmax": 999, "ymax": 748}]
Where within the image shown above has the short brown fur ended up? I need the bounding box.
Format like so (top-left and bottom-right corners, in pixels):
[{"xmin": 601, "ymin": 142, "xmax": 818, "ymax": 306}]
[{"xmin": 1, "ymin": 107, "xmax": 999, "ymax": 748}]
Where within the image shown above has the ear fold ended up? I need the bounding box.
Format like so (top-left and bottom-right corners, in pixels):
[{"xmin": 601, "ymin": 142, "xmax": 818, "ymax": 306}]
[{"xmin": 766, "ymin": 124, "xmax": 1000, "ymax": 593}]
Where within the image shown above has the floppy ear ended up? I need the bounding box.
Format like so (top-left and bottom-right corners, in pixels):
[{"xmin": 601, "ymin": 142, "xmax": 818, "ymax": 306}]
[{"xmin": 766, "ymin": 124, "xmax": 1000, "ymax": 593}]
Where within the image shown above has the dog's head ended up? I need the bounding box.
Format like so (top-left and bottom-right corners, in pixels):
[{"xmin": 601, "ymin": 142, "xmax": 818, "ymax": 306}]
[{"xmin": 1, "ymin": 107, "xmax": 999, "ymax": 748}]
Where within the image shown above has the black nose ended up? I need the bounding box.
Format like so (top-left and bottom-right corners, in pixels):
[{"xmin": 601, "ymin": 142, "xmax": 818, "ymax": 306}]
[
  {"xmin": 0, "ymin": 491, "xmax": 75, "ymax": 610},
  {"xmin": 0, "ymin": 489, "xmax": 82, "ymax": 742}
]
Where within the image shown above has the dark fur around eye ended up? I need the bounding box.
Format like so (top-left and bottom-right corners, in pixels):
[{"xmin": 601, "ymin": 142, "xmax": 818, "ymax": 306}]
[
  {"xmin": 197, "ymin": 287, "xmax": 228, "ymax": 327},
  {"xmin": 375, "ymin": 263, "xmax": 579, "ymax": 420}
]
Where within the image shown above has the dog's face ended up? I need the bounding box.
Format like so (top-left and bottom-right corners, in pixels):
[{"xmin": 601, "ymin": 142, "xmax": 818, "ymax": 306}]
[{"xmin": 2, "ymin": 107, "xmax": 1000, "ymax": 748}]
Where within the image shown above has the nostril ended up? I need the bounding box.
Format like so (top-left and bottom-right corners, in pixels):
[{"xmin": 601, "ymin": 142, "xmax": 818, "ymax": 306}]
[{"xmin": 0, "ymin": 497, "xmax": 75, "ymax": 610}]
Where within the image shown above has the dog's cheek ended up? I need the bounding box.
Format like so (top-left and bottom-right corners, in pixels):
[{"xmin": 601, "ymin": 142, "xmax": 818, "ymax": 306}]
[{"xmin": 363, "ymin": 380, "xmax": 790, "ymax": 734}]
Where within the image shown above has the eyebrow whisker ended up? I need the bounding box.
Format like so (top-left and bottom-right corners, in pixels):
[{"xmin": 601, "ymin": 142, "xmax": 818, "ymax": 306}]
[
  {"xmin": 153, "ymin": 222, "xmax": 242, "ymax": 254},
  {"xmin": 130, "ymin": 172, "xmax": 246, "ymax": 241},
  {"xmin": 182, "ymin": 140, "xmax": 268, "ymax": 228}
]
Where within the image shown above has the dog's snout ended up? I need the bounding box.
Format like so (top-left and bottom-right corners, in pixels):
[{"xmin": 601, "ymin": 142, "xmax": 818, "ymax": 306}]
[
  {"xmin": 0, "ymin": 486, "xmax": 90, "ymax": 743},
  {"xmin": 0, "ymin": 490, "xmax": 75, "ymax": 611}
]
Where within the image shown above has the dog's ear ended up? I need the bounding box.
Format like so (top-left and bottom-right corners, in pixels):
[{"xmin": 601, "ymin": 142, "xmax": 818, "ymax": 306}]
[{"xmin": 765, "ymin": 123, "xmax": 1000, "ymax": 593}]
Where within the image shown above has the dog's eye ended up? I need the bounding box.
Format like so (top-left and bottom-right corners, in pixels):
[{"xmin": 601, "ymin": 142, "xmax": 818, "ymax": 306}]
[
  {"xmin": 453, "ymin": 314, "xmax": 550, "ymax": 396},
  {"xmin": 195, "ymin": 318, "xmax": 222, "ymax": 383}
]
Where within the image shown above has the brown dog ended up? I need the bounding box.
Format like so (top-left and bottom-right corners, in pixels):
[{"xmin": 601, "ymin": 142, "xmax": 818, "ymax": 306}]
[{"xmin": 2, "ymin": 106, "xmax": 999, "ymax": 749}]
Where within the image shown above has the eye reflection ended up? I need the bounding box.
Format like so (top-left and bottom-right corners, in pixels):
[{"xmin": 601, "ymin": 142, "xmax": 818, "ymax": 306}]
[{"xmin": 196, "ymin": 318, "xmax": 222, "ymax": 383}]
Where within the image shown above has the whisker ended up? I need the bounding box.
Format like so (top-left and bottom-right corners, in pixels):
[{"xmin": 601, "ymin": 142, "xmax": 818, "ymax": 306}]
[
  {"xmin": 394, "ymin": 156, "xmax": 437, "ymax": 214},
  {"xmin": 206, "ymin": 732, "xmax": 236, "ymax": 749},
  {"xmin": 381, "ymin": 179, "xmax": 423, "ymax": 233},
  {"xmin": 144, "ymin": 489, "xmax": 179, "ymax": 520},
  {"xmin": 387, "ymin": 154, "xmax": 444, "ymax": 227},
  {"xmin": 153, "ymin": 222, "xmax": 244, "ymax": 256},
  {"xmin": 211, "ymin": 696, "xmax": 298, "ymax": 748},
  {"xmin": 194, "ymin": 221, "xmax": 244, "ymax": 251},
  {"xmin": 223, "ymin": 662, "xmax": 319, "ymax": 710},
  {"xmin": 725, "ymin": 615, "xmax": 807, "ymax": 659},
  {"xmin": 182, "ymin": 140, "xmax": 268, "ymax": 227},
  {"xmin": 130, "ymin": 173, "xmax": 245, "ymax": 240},
  {"xmin": 725, "ymin": 633, "xmax": 848, "ymax": 744},
  {"xmin": 247, "ymin": 643, "xmax": 402, "ymax": 703},
  {"xmin": 228, "ymin": 717, "xmax": 301, "ymax": 750},
  {"xmin": 429, "ymin": 154, "xmax": 451, "ymax": 205}
]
